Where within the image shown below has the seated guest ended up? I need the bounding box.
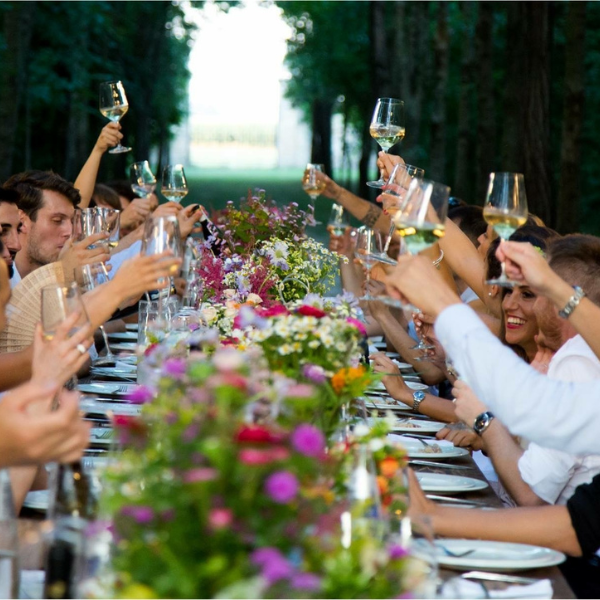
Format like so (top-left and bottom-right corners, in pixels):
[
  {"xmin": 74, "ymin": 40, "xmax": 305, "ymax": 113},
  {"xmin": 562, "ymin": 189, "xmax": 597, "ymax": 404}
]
[
  {"xmin": 89, "ymin": 183, "xmax": 122, "ymax": 211},
  {"xmin": 0, "ymin": 188, "xmax": 21, "ymax": 280}
]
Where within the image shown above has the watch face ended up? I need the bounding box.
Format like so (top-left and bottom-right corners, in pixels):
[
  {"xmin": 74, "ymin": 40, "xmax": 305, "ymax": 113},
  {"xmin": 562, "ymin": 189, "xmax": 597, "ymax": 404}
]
[{"xmin": 414, "ymin": 391, "xmax": 426, "ymax": 401}]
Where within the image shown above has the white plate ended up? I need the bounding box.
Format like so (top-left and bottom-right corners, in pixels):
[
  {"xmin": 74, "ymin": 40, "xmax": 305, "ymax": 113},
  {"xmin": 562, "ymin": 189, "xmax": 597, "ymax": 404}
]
[
  {"xmin": 107, "ymin": 331, "xmax": 138, "ymax": 341},
  {"xmin": 108, "ymin": 342, "xmax": 137, "ymax": 352},
  {"xmin": 406, "ymin": 381, "xmax": 428, "ymax": 391},
  {"xmin": 80, "ymin": 398, "xmax": 142, "ymax": 416},
  {"xmin": 389, "ymin": 434, "xmax": 470, "ymax": 460},
  {"xmin": 419, "ymin": 539, "xmax": 565, "ymax": 572},
  {"xmin": 416, "ymin": 472, "xmax": 488, "ymax": 494},
  {"xmin": 23, "ymin": 490, "xmax": 48, "ymax": 512},
  {"xmin": 385, "ymin": 352, "xmax": 401, "ymax": 359},
  {"xmin": 90, "ymin": 367, "xmax": 137, "ymax": 379},
  {"xmin": 78, "ymin": 383, "xmax": 136, "ymax": 396},
  {"xmin": 125, "ymin": 323, "xmax": 139, "ymax": 332},
  {"xmin": 367, "ymin": 336, "xmax": 383, "ymax": 343},
  {"xmin": 392, "ymin": 419, "xmax": 445, "ymax": 433},
  {"xmin": 392, "ymin": 360, "xmax": 413, "ymax": 370},
  {"xmin": 90, "ymin": 427, "xmax": 114, "ymax": 446}
]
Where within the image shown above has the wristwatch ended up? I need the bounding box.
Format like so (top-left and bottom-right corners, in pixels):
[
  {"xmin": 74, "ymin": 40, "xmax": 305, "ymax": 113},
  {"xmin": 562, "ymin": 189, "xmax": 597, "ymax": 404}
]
[
  {"xmin": 473, "ymin": 411, "xmax": 495, "ymax": 436},
  {"xmin": 558, "ymin": 286, "xmax": 585, "ymax": 319},
  {"xmin": 412, "ymin": 390, "xmax": 426, "ymax": 413}
]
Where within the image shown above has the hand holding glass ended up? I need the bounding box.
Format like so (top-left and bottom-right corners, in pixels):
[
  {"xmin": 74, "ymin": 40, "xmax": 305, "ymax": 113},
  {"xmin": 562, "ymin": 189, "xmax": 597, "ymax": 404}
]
[
  {"xmin": 130, "ymin": 161, "xmax": 156, "ymax": 199},
  {"xmin": 161, "ymin": 165, "xmax": 188, "ymax": 203},
  {"xmin": 99, "ymin": 81, "xmax": 131, "ymax": 154}
]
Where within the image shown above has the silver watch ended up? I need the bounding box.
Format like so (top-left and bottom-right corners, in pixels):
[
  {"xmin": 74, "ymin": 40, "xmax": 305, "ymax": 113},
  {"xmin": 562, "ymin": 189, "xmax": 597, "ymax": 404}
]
[
  {"xmin": 473, "ymin": 411, "xmax": 495, "ymax": 436},
  {"xmin": 412, "ymin": 390, "xmax": 426, "ymax": 413}
]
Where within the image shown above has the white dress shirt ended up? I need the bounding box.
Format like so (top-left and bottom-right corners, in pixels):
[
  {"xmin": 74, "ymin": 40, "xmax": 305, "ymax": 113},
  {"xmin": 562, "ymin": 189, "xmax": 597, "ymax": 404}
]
[
  {"xmin": 9, "ymin": 262, "xmax": 21, "ymax": 289},
  {"xmin": 106, "ymin": 241, "xmax": 141, "ymax": 279},
  {"xmin": 434, "ymin": 304, "xmax": 600, "ymax": 455},
  {"xmin": 518, "ymin": 335, "xmax": 600, "ymax": 504}
]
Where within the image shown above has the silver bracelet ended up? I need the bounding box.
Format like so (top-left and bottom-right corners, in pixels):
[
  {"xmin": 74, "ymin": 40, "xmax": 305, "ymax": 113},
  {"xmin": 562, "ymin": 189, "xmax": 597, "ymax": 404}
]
[
  {"xmin": 558, "ymin": 286, "xmax": 585, "ymax": 319},
  {"xmin": 432, "ymin": 249, "xmax": 444, "ymax": 269}
]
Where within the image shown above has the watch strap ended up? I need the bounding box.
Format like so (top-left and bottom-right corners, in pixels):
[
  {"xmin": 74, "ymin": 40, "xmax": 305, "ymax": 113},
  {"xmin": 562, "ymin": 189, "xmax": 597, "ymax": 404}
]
[
  {"xmin": 473, "ymin": 411, "xmax": 495, "ymax": 436},
  {"xmin": 558, "ymin": 286, "xmax": 585, "ymax": 319}
]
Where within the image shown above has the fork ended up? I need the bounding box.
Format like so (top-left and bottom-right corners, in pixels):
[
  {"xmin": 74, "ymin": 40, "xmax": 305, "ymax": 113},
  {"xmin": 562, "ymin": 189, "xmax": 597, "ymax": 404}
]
[
  {"xmin": 437, "ymin": 543, "xmax": 476, "ymax": 558},
  {"xmin": 402, "ymin": 434, "xmax": 437, "ymax": 449}
]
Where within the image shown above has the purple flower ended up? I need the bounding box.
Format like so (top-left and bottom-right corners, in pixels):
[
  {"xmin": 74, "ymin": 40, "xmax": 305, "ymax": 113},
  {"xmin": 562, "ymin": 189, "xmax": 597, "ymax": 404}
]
[
  {"xmin": 251, "ymin": 547, "xmax": 284, "ymax": 566},
  {"xmin": 290, "ymin": 572, "xmax": 322, "ymax": 591},
  {"xmin": 389, "ymin": 544, "xmax": 410, "ymax": 560},
  {"xmin": 160, "ymin": 509, "xmax": 175, "ymax": 522},
  {"xmin": 251, "ymin": 548, "xmax": 293, "ymax": 584},
  {"xmin": 182, "ymin": 423, "xmax": 200, "ymax": 442},
  {"xmin": 264, "ymin": 471, "xmax": 299, "ymax": 504},
  {"xmin": 121, "ymin": 505, "xmax": 154, "ymax": 524},
  {"xmin": 162, "ymin": 358, "xmax": 187, "ymax": 379},
  {"xmin": 302, "ymin": 363, "xmax": 327, "ymax": 384},
  {"xmin": 291, "ymin": 424, "xmax": 325, "ymax": 457},
  {"xmin": 182, "ymin": 468, "xmax": 217, "ymax": 483},
  {"xmin": 126, "ymin": 385, "xmax": 154, "ymax": 405}
]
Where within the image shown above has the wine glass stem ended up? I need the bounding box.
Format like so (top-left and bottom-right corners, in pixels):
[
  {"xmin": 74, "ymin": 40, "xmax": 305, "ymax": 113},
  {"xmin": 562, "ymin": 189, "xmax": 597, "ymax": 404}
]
[
  {"xmin": 383, "ymin": 222, "xmax": 395, "ymax": 254},
  {"xmin": 99, "ymin": 325, "xmax": 114, "ymax": 360}
]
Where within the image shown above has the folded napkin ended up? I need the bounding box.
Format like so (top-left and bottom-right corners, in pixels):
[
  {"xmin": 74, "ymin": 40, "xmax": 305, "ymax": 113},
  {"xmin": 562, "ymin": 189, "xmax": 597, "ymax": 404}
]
[{"xmin": 440, "ymin": 577, "xmax": 553, "ymax": 599}]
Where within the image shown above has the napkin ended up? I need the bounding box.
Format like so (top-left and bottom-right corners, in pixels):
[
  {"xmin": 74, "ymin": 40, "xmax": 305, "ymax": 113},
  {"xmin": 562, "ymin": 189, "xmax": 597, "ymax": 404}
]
[
  {"xmin": 20, "ymin": 569, "xmax": 45, "ymax": 599},
  {"xmin": 440, "ymin": 577, "xmax": 553, "ymax": 599}
]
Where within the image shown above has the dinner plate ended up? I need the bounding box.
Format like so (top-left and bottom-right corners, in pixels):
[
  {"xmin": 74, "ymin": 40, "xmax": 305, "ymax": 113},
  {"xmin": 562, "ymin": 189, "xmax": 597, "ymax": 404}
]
[
  {"xmin": 23, "ymin": 490, "xmax": 49, "ymax": 512},
  {"xmin": 367, "ymin": 336, "xmax": 383, "ymax": 344},
  {"xmin": 107, "ymin": 331, "xmax": 138, "ymax": 341},
  {"xmin": 388, "ymin": 434, "xmax": 470, "ymax": 460},
  {"xmin": 108, "ymin": 342, "xmax": 137, "ymax": 352},
  {"xmin": 416, "ymin": 539, "xmax": 565, "ymax": 572},
  {"xmin": 406, "ymin": 381, "xmax": 428, "ymax": 391},
  {"xmin": 125, "ymin": 323, "xmax": 139, "ymax": 332},
  {"xmin": 391, "ymin": 419, "xmax": 446, "ymax": 434},
  {"xmin": 416, "ymin": 472, "xmax": 488, "ymax": 494},
  {"xmin": 80, "ymin": 398, "xmax": 143, "ymax": 416},
  {"xmin": 392, "ymin": 360, "xmax": 413, "ymax": 370},
  {"xmin": 90, "ymin": 367, "xmax": 137, "ymax": 379},
  {"xmin": 90, "ymin": 427, "xmax": 115, "ymax": 447},
  {"xmin": 78, "ymin": 383, "xmax": 137, "ymax": 396}
]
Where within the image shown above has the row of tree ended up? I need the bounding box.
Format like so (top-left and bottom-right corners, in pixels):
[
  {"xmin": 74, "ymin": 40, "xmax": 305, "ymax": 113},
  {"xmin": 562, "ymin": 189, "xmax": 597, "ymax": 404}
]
[
  {"xmin": 278, "ymin": 1, "xmax": 596, "ymax": 234},
  {"xmin": 0, "ymin": 1, "xmax": 197, "ymax": 184}
]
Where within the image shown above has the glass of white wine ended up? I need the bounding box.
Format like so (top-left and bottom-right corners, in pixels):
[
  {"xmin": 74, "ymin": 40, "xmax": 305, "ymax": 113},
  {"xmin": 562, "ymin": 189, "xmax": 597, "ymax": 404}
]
[
  {"xmin": 95, "ymin": 207, "xmax": 120, "ymax": 250},
  {"xmin": 99, "ymin": 81, "xmax": 131, "ymax": 154},
  {"xmin": 367, "ymin": 98, "xmax": 405, "ymax": 189},
  {"xmin": 483, "ymin": 172, "xmax": 528, "ymax": 287},
  {"xmin": 130, "ymin": 161, "xmax": 157, "ymax": 199},
  {"xmin": 161, "ymin": 164, "xmax": 189, "ymax": 203},
  {"xmin": 302, "ymin": 163, "xmax": 326, "ymax": 225},
  {"xmin": 41, "ymin": 283, "xmax": 90, "ymax": 342},
  {"xmin": 326, "ymin": 204, "xmax": 349, "ymax": 237},
  {"xmin": 354, "ymin": 227, "xmax": 384, "ymax": 301}
]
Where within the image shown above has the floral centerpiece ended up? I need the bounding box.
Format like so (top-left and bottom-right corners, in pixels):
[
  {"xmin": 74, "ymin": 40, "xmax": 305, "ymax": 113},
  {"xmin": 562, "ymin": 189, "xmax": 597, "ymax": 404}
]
[{"xmin": 101, "ymin": 347, "xmax": 420, "ymax": 599}]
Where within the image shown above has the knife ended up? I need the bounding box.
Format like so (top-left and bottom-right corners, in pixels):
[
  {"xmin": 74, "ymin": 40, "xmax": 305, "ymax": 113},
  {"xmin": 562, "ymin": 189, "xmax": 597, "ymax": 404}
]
[
  {"xmin": 461, "ymin": 571, "xmax": 539, "ymax": 585},
  {"xmin": 409, "ymin": 459, "xmax": 472, "ymax": 470},
  {"xmin": 426, "ymin": 494, "xmax": 488, "ymax": 506}
]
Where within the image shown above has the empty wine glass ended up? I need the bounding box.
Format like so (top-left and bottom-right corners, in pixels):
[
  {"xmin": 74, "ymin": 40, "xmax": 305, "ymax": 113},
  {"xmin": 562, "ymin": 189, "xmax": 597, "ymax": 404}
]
[
  {"xmin": 74, "ymin": 264, "xmax": 114, "ymax": 365},
  {"xmin": 130, "ymin": 161, "xmax": 157, "ymax": 199},
  {"xmin": 161, "ymin": 164, "xmax": 188, "ymax": 203},
  {"xmin": 483, "ymin": 173, "xmax": 528, "ymax": 287},
  {"xmin": 367, "ymin": 98, "xmax": 405, "ymax": 189},
  {"xmin": 95, "ymin": 207, "xmax": 120, "ymax": 250},
  {"xmin": 354, "ymin": 227, "xmax": 383, "ymax": 301},
  {"xmin": 99, "ymin": 81, "xmax": 131, "ymax": 154},
  {"xmin": 326, "ymin": 204, "xmax": 349, "ymax": 237}
]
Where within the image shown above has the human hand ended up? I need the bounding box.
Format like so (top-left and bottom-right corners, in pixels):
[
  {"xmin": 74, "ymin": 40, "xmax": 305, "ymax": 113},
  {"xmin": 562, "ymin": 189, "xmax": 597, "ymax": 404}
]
[
  {"xmin": 152, "ymin": 201, "xmax": 183, "ymax": 220},
  {"xmin": 452, "ymin": 380, "xmax": 488, "ymax": 427},
  {"xmin": 530, "ymin": 342, "xmax": 555, "ymax": 374},
  {"xmin": 406, "ymin": 468, "xmax": 436, "ymax": 520},
  {"xmin": 436, "ymin": 422, "xmax": 483, "ymax": 451},
  {"xmin": 120, "ymin": 197, "xmax": 153, "ymax": 230},
  {"xmin": 384, "ymin": 255, "xmax": 462, "ymax": 318},
  {"xmin": 60, "ymin": 233, "xmax": 111, "ymax": 277},
  {"xmin": 0, "ymin": 382, "xmax": 90, "ymax": 466},
  {"xmin": 329, "ymin": 226, "xmax": 356, "ymax": 257},
  {"xmin": 31, "ymin": 314, "xmax": 93, "ymax": 390},
  {"xmin": 93, "ymin": 122, "xmax": 122, "ymax": 154},
  {"xmin": 178, "ymin": 204, "xmax": 204, "ymax": 238},
  {"xmin": 376, "ymin": 152, "xmax": 405, "ymax": 181},
  {"xmin": 370, "ymin": 352, "xmax": 412, "ymax": 404},
  {"xmin": 303, "ymin": 169, "xmax": 343, "ymax": 201}
]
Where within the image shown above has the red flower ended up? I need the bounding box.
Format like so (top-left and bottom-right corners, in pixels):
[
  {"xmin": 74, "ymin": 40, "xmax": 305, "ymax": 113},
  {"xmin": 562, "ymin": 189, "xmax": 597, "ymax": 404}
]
[
  {"xmin": 239, "ymin": 446, "xmax": 290, "ymax": 465},
  {"xmin": 296, "ymin": 305, "xmax": 327, "ymax": 318},
  {"xmin": 259, "ymin": 304, "xmax": 289, "ymax": 317},
  {"xmin": 346, "ymin": 317, "xmax": 367, "ymax": 336},
  {"xmin": 235, "ymin": 425, "xmax": 274, "ymax": 444},
  {"xmin": 112, "ymin": 415, "xmax": 147, "ymax": 435}
]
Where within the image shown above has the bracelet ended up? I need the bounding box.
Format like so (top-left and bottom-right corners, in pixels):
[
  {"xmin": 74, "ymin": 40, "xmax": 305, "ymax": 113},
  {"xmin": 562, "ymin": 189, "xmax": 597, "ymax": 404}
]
[
  {"xmin": 558, "ymin": 285, "xmax": 585, "ymax": 319},
  {"xmin": 432, "ymin": 249, "xmax": 444, "ymax": 269}
]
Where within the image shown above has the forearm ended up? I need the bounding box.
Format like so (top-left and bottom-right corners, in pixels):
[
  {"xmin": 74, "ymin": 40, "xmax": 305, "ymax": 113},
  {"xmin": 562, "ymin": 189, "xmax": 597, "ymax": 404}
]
[
  {"xmin": 431, "ymin": 504, "xmax": 581, "ymax": 556},
  {"xmin": 74, "ymin": 148, "xmax": 103, "ymax": 209},
  {"xmin": 481, "ymin": 422, "xmax": 546, "ymax": 507},
  {"xmin": 390, "ymin": 386, "xmax": 456, "ymax": 422},
  {"xmin": 335, "ymin": 188, "xmax": 390, "ymax": 234},
  {"xmin": 340, "ymin": 260, "xmax": 364, "ymax": 298},
  {"xmin": 375, "ymin": 311, "xmax": 445, "ymax": 385},
  {"xmin": 0, "ymin": 348, "xmax": 34, "ymax": 392},
  {"xmin": 10, "ymin": 465, "xmax": 40, "ymax": 512},
  {"xmin": 82, "ymin": 280, "xmax": 128, "ymax": 330}
]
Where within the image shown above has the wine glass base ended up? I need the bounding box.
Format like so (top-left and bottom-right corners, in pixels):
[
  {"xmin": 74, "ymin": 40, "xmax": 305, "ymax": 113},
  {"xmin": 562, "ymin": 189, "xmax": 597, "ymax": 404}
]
[
  {"xmin": 410, "ymin": 342, "xmax": 435, "ymax": 351},
  {"xmin": 485, "ymin": 277, "xmax": 519, "ymax": 288},
  {"xmin": 109, "ymin": 145, "xmax": 132, "ymax": 154},
  {"xmin": 372, "ymin": 252, "xmax": 397, "ymax": 266},
  {"xmin": 366, "ymin": 179, "xmax": 385, "ymax": 189}
]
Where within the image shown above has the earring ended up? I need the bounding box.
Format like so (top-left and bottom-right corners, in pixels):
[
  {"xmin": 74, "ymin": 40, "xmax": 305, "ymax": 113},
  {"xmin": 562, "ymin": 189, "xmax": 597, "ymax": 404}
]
[{"xmin": 488, "ymin": 292, "xmax": 492, "ymax": 296}]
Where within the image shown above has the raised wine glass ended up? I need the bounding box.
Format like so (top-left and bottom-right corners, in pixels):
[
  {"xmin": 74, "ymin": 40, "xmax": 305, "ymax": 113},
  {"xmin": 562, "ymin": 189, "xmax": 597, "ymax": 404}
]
[
  {"xmin": 302, "ymin": 163, "xmax": 326, "ymax": 224},
  {"xmin": 354, "ymin": 227, "xmax": 384, "ymax": 301},
  {"xmin": 130, "ymin": 161, "xmax": 157, "ymax": 199},
  {"xmin": 95, "ymin": 207, "xmax": 120, "ymax": 250},
  {"xmin": 483, "ymin": 172, "xmax": 529, "ymax": 287},
  {"xmin": 74, "ymin": 263, "xmax": 114, "ymax": 365},
  {"xmin": 367, "ymin": 98, "xmax": 405, "ymax": 189},
  {"xmin": 326, "ymin": 204, "xmax": 349, "ymax": 238},
  {"xmin": 161, "ymin": 164, "xmax": 188, "ymax": 203},
  {"xmin": 99, "ymin": 81, "xmax": 131, "ymax": 154}
]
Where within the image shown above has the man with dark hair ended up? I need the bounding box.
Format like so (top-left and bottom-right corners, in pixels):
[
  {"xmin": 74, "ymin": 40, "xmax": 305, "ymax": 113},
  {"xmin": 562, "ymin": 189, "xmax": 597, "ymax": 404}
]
[
  {"xmin": 0, "ymin": 188, "xmax": 21, "ymax": 278},
  {"xmin": 448, "ymin": 205, "xmax": 487, "ymax": 247},
  {"xmin": 3, "ymin": 170, "xmax": 108, "ymax": 282}
]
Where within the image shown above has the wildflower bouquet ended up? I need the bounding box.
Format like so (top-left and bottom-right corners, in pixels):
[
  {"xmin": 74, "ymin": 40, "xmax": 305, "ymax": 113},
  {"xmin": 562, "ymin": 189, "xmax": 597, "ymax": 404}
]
[{"xmin": 102, "ymin": 348, "xmax": 417, "ymax": 599}]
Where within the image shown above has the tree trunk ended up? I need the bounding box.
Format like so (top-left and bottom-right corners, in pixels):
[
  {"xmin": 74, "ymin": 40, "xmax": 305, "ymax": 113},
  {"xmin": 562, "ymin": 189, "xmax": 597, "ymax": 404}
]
[
  {"xmin": 0, "ymin": 2, "xmax": 36, "ymax": 180},
  {"xmin": 429, "ymin": 1, "xmax": 449, "ymax": 182},
  {"xmin": 521, "ymin": 2, "xmax": 552, "ymax": 226},
  {"xmin": 454, "ymin": 2, "xmax": 476, "ymax": 202},
  {"xmin": 369, "ymin": 0, "xmax": 391, "ymax": 98},
  {"xmin": 556, "ymin": 1, "xmax": 586, "ymax": 234},
  {"xmin": 475, "ymin": 2, "xmax": 495, "ymax": 202},
  {"xmin": 358, "ymin": 124, "xmax": 372, "ymax": 199},
  {"xmin": 310, "ymin": 99, "xmax": 333, "ymax": 178}
]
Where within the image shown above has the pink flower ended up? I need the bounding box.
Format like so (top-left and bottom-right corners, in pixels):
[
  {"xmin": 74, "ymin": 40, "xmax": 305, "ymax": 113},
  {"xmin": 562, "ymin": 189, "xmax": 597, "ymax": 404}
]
[
  {"xmin": 302, "ymin": 364, "xmax": 327, "ymax": 384},
  {"xmin": 260, "ymin": 304, "xmax": 289, "ymax": 317},
  {"xmin": 208, "ymin": 508, "xmax": 232, "ymax": 530},
  {"xmin": 212, "ymin": 349, "xmax": 245, "ymax": 371},
  {"xmin": 296, "ymin": 305, "xmax": 327, "ymax": 318},
  {"xmin": 264, "ymin": 471, "xmax": 299, "ymax": 504},
  {"xmin": 182, "ymin": 468, "xmax": 217, "ymax": 483},
  {"xmin": 162, "ymin": 358, "xmax": 187, "ymax": 379},
  {"xmin": 121, "ymin": 505, "xmax": 154, "ymax": 524},
  {"xmin": 291, "ymin": 572, "xmax": 322, "ymax": 591},
  {"xmin": 126, "ymin": 385, "xmax": 154, "ymax": 405},
  {"xmin": 239, "ymin": 447, "xmax": 289, "ymax": 465},
  {"xmin": 291, "ymin": 424, "xmax": 325, "ymax": 457},
  {"xmin": 389, "ymin": 544, "xmax": 410, "ymax": 560},
  {"xmin": 346, "ymin": 317, "xmax": 367, "ymax": 336},
  {"xmin": 284, "ymin": 383, "xmax": 315, "ymax": 399}
]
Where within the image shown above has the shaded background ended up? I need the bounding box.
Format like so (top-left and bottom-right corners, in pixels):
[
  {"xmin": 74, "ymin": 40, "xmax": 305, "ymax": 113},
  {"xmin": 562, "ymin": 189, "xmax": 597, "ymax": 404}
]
[{"xmin": 0, "ymin": 1, "xmax": 597, "ymax": 234}]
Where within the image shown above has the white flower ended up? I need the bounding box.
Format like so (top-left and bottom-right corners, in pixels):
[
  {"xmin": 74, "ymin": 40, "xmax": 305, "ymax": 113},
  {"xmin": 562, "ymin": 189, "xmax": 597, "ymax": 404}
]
[
  {"xmin": 308, "ymin": 340, "xmax": 320, "ymax": 349},
  {"xmin": 369, "ymin": 438, "xmax": 385, "ymax": 452},
  {"xmin": 200, "ymin": 306, "xmax": 218, "ymax": 324},
  {"xmin": 212, "ymin": 349, "xmax": 245, "ymax": 371},
  {"xmin": 353, "ymin": 423, "xmax": 371, "ymax": 438},
  {"xmin": 246, "ymin": 293, "xmax": 263, "ymax": 305},
  {"xmin": 224, "ymin": 307, "xmax": 238, "ymax": 318},
  {"xmin": 223, "ymin": 289, "xmax": 237, "ymax": 299}
]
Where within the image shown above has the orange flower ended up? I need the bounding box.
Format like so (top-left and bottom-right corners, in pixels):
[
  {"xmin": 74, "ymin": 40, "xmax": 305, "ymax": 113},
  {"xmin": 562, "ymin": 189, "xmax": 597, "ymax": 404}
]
[
  {"xmin": 376, "ymin": 475, "xmax": 389, "ymax": 495},
  {"xmin": 331, "ymin": 370, "xmax": 346, "ymax": 394},
  {"xmin": 379, "ymin": 457, "xmax": 400, "ymax": 478},
  {"xmin": 331, "ymin": 366, "xmax": 367, "ymax": 394}
]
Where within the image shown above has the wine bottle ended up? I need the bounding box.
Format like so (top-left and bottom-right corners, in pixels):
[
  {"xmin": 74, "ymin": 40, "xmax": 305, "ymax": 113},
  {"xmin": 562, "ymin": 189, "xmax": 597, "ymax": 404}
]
[
  {"xmin": 196, "ymin": 207, "xmax": 222, "ymax": 256},
  {"xmin": 0, "ymin": 469, "xmax": 19, "ymax": 599}
]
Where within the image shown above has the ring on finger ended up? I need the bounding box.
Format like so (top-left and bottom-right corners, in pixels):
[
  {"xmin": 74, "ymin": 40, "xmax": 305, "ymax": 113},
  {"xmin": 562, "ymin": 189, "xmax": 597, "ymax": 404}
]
[{"xmin": 76, "ymin": 343, "xmax": 87, "ymax": 355}]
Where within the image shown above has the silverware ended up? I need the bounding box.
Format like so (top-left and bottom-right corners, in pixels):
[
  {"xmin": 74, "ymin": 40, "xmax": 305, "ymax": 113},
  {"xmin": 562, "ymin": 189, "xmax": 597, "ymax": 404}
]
[
  {"xmin": 409, "ymin": 459, "xmax": 472, "ymax": 470},
  {"xmin": 426, "ymin": 494, "xmax": 488, "ymax": 506},
  {"xmin": 461, "ymin": 571, "xmax": 539, "ymax": 585},
  {"xmin": 438, "ymin": 544, "xmax": 476, "ymax": 558}
]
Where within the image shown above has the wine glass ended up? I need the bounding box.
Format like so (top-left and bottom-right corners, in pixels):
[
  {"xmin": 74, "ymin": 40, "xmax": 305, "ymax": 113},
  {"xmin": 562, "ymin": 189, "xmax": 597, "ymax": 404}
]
[
  {"xmin": 302, "ymin": 163, "xmax": 326, "ymax": 224},
  {"xmin": 367, "ymin": 98, "xmax": 405, "ymax": 189},
  {"xmin": 95, "ymin": 208, "xmax": 120, "ymax": 250},
  {"xmin": 130, "ymin": 161, "xmax": 157, "ymax": 199},
  {"xmin": 74, "ymin": 264, "xmax": 114, "ymax": 365},
  {"xmin": 140, "ymin": 215, "xmax": 182, "ymax": 315},
  {"xmin": 161, "ymin": 164, "xmax": 188, "ymax": 203},
  {"xmin": 326, "ymin": 204, "xmax": 349, "ymax": 237},
  {"xmin": 354, "ymin": 227, "xmax": 383, "ymax": 301},
  {"xmin": 99, "ymin": 81, "xmax": 131, "ymax": 154},
  {"xmin": 483, "ymin": 173, "xmax": 528, "ymax": 287}
]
